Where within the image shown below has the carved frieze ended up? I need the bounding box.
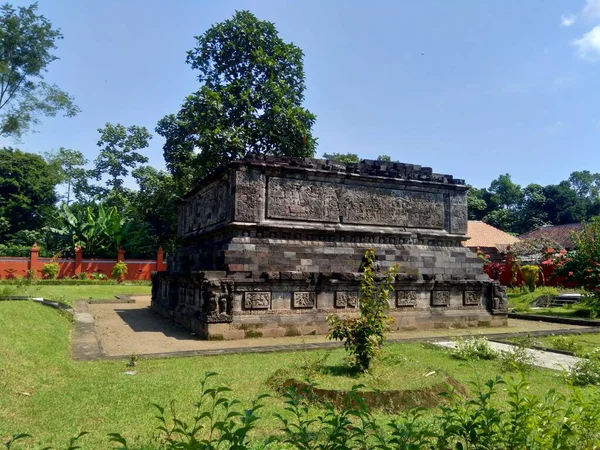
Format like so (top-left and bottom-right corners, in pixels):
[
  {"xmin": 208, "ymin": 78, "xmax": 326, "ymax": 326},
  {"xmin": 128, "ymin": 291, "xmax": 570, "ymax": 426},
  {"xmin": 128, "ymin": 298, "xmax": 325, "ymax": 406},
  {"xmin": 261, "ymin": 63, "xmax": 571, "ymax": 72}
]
[
  {"xmin": 431, "ymin": 290, "xmax": 450, "ymax": 306},
  {"xmin": 180, "ymin": 178, "xmax": 230, "ymax": 236},
  {"xmin": 463, "ymin": 290, "xmax": 480, "ymax": 306},
  {"xmin": 335, "ymin": 291, "xmax": 358, "ymax": 308},
  {"xmin": 293, "ymin": 292, "xmax": 316, "ymax": 308},
  {"xmin": 396, "ymin": 290, "xmax": 418, "ymax": 307},
  {"xmin": 235, "ymin": 168, "xmax": 265, "ymax": 222},
  {"xmin": 244, "ymin": 292, "xmax": 271, "ymax": 310},
  {"xmin": 267, "ymin": 177, "xmax": 445, "ymax": 228},
  {"xmin": 450, "ymin": 192, "xmax": 468, "ymax": 234}
]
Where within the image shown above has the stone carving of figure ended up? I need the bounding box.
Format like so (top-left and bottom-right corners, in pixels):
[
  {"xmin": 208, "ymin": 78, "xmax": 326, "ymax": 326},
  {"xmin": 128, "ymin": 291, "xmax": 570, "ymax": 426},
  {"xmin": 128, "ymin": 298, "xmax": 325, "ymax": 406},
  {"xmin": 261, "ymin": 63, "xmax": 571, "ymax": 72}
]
[{"xmin": 492, "ymin": 283, "xmax": 508, "ymax": 313}]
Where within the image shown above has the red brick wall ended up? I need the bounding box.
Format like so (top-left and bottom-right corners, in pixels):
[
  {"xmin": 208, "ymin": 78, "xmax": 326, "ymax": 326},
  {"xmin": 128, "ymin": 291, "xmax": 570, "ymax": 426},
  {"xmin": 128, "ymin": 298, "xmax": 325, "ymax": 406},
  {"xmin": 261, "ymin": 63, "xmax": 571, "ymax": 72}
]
[{"xmin": 0, "ymin": 246, "xmax": 167, "ymax": 280}]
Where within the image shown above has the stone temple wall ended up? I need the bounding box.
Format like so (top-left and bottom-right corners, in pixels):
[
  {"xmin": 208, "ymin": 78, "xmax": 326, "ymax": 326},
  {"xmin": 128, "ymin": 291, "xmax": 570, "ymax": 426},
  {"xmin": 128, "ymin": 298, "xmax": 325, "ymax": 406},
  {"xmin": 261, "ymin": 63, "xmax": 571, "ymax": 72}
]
[{"xmin": 152, "ymin": 155, "xmax": 507, "ymax": 340}]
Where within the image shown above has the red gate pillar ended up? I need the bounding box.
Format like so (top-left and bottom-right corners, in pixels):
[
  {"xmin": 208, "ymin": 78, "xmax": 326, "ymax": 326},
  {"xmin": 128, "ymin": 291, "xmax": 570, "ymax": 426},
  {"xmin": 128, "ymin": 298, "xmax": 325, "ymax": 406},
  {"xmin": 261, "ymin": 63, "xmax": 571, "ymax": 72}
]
[
  {"xmin": 29, "ymin": 243, "xmax": 39, "ymax": 277},
  {"xmin": 156, "ymin": 247, "xmax": 166, "ymax": 271},
  {"xmin": 74, "ymin": 246, "xmax": 83, "ymax": 276}
]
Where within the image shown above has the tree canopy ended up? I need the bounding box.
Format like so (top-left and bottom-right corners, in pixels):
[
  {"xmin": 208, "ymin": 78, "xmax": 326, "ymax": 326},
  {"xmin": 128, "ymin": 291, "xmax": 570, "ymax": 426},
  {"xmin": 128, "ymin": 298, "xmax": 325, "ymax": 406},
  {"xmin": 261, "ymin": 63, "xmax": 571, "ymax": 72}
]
[
  {"xmin": 157, "ymin": 11, "xmax": 317, "ymax": 186},
  {"xmin": 0, "ymin": 147, "xmax": 59, "ymax": 240},
  {"xmin": 0, "ymin": 2, "xmax": 79, "ymax": 137},
  {"xmin": 94, "ymin": 123, "xmax": 151, "ymax": 191}
]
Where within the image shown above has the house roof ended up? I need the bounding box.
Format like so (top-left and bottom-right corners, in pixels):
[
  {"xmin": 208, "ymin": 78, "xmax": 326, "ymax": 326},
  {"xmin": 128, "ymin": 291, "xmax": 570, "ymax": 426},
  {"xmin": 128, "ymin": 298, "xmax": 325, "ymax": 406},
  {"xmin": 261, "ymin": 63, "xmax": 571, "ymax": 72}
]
[
  {"xmin": 464, "ymin": 221, "xmax": 520, "ymax": 251},
  {"xmin": 519, "ymin": 223, "xmax": 582, "ymax": 250}
]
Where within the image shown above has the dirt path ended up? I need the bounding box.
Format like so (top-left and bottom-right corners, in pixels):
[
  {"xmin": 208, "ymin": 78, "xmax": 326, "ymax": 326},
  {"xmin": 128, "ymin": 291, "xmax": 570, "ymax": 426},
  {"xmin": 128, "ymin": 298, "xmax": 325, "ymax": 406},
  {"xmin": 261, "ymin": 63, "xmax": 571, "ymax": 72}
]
[{"xmin": 78, "ymin": 297, "xmax": 598, "ymax": 359}]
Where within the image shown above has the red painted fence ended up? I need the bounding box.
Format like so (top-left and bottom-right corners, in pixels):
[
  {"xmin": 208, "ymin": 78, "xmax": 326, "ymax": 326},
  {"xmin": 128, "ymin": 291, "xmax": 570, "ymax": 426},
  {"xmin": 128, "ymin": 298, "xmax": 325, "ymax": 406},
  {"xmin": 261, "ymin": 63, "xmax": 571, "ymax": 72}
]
[
  {"xmin": 484, "ymin": 260, "xmax": 576, "ymax": 288},
  {"xmin": 0, "ymin": 245, "xmax": 167, "ymax": 280}
]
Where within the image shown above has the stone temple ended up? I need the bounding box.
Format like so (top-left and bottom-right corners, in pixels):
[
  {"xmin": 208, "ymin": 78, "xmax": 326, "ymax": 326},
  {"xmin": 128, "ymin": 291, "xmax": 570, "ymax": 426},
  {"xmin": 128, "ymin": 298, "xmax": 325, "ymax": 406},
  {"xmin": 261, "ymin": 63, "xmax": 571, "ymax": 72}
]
[{"xmin": 151, "ymin": 155, "xmax": 507, "ymax": 340}]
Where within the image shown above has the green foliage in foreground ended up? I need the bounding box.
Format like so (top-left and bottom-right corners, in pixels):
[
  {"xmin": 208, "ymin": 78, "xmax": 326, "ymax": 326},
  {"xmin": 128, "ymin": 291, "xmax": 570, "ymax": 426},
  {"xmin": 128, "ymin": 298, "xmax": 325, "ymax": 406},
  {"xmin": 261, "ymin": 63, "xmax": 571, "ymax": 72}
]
[
  {"xmin": 6, "ymin": 372, "xmax": 600, "ymax": 449},
  {"xmin": 2, "ymin": 301, "xmax": 586, "ymax": 449}
]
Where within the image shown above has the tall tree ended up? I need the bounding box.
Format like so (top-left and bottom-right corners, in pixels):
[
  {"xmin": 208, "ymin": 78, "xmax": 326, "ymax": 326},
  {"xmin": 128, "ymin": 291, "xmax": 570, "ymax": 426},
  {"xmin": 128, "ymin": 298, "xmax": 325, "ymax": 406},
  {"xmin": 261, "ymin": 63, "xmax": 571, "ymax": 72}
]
[
  {"xmin": 45, "ymin": 147, "xmax": 89, "ymax": 204},
  {"xmin": 568, "ymin": 170, "xmax": 600, "ymax": 200},
  {"xmin": 157, "ymin": 11, "xmax": 317, "ymax": 185},
  {"xmin": 488, "ymin": 173, "xmax": 523, "ymax": 210},
  {"xmin": 467, "ymin": 186, "xmax": 489, "ymax": 220},
  {"xmin": 94, "ymin": 123, "xmax": 151, "ymax": 191},
  {"xmin": 0, "ymin": 147, "xmax": 59, "ymax": 240},
  {"xmin": 517, "ymin": 183, "xmax": 548, "ymax": 233},
  {"xmin": 131, "ymin": 166, "xmax": 180, "ymax": 250},
  {"xmin": 0, "ymin": 3, "xmax": 79, "ymax": 137},
  {"xmin": 543, "ymin": 181, "xmax": 586, "ymax": 225}
]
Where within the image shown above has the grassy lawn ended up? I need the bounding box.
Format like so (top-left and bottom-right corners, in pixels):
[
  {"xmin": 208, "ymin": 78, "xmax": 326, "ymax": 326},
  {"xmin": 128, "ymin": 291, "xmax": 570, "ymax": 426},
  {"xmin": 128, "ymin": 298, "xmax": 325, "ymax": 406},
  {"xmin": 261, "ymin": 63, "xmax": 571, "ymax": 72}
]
[
  {"xmin": 0, "ymin": 283, "xmax": 151, "ymax": 305},
  {"xmin": 506, "ymin": 332, "xmax": 600, "ymax": 356},
  {"xmin": 508, "ymin": 286, "xmax": 598, "ymax": 319},
  {"xmin": 1, "ymin": 301, "xmax": 593, "ymax": 449}
]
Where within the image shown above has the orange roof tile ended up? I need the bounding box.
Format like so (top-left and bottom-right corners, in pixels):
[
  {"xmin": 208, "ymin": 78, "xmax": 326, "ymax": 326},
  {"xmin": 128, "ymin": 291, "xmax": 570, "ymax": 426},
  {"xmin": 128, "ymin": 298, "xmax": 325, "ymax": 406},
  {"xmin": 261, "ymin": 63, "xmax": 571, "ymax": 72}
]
[{"xmin": 464, "ymin": 221, "xmax": 520, "ymax": 250}]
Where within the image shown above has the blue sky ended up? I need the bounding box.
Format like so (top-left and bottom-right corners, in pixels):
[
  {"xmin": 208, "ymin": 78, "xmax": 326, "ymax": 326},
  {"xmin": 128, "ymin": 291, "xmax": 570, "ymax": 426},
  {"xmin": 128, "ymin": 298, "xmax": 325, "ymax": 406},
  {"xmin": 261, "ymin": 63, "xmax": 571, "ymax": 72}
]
[{"xmin": 2, "ymin": 0, "xmax": 600, "ymax": 189}]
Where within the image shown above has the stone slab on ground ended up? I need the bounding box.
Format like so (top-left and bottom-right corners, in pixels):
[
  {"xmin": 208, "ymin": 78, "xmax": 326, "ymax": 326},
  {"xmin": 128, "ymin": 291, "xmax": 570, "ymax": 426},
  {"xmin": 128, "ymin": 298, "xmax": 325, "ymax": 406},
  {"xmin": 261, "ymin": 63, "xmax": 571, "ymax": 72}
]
[
  {"xmin": 72, "ymin": 301, "xmax": 103, "ymax": 361},
  {"xmin": 434, "ymin": 340, "xmax": 582, "ymax": 371},
  {"xmin": 69, "ymin": 295, "xmax": 600, "ymax": 361}
]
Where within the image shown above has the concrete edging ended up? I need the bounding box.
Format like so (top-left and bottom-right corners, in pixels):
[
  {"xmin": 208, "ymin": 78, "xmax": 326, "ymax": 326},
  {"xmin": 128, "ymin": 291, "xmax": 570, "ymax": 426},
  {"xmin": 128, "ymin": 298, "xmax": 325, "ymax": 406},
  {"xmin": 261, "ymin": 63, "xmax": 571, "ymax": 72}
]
[{"xmin": 508, "ymin": 312, "xmax": 600, "ymax": 327}]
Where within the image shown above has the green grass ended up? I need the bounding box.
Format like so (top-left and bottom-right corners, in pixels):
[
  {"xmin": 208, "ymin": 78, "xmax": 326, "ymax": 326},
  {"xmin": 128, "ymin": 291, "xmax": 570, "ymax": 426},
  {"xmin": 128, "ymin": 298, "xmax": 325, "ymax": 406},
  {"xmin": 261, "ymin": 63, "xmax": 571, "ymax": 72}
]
[
  {"xmin": 1, "ymin": 300, "xmax": 592, "ymax": 449},
  {"xmin": 507, "ymin": 286, "xmax": 561, "ymax": 311},
  {"xmin": 514, "ymin": 332, "xmax": 600, "ymax": 356},
  {"xmin": 0, "ymin": 284, "xmax": 151, "ymax": 305}
]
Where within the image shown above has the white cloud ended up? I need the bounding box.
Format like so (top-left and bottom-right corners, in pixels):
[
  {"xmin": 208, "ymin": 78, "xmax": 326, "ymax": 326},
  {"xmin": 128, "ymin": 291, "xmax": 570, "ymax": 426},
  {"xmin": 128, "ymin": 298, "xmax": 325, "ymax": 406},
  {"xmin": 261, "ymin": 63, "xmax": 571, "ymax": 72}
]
[
  {"xmin": 582, "ymin": 0, "xmax": 600, "ymax": 20},
  {"xmin": 573, "ymin": 25, "xmax": 600, "ymax": 60},
  {"xmin": 561, "ymin": 14, "xmax": 577, "ymax": 27},
  {"xmin": 545, "ymin": 121, "xmax": 564, "ymax": 134}
]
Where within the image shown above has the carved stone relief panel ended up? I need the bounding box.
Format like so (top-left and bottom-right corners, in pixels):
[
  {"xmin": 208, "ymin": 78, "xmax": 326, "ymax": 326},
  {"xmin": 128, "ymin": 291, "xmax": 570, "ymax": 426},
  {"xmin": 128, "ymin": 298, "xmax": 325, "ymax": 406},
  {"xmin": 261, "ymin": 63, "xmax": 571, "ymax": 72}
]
[
  {"xmin": 463, "ymin": 290, "xmax": 481, "ymax": 306},
  {"xmin": 180, "ymin": 178, "xmax": 230, "ymax": 236},
  {"xmin": 244, "ymin": 292, "xmax": 271, "ymax": 310},
  {"xmin": 431, "ymin": 290, "xmax": 450, "ymax": 306},
  {"xmin": 335, "ymin": 291, "xmax": 358, "ymax": 308},
  {"xmin": 293, "ymin": 292, "xmax": 316, "ymax": 308},
  {"xmin": 267, "ymin": 177, "xmax": 445, "ymax": 228},
  {"xmin": 235, "ymin": 168, "xmax": 265, "ymax": 222},
  {"xmin": 396, "ymin": 290, "xmax": 418, "ymax": 307},
  {"xmin": 450, "ymin": 192, "xmax": 468, "ymax": 234}
]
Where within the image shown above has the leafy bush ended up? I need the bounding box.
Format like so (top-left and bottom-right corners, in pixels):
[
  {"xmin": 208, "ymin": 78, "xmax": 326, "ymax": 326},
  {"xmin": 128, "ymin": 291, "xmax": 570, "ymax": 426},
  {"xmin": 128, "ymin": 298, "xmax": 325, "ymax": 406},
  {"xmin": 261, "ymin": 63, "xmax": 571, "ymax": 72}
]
[
  {"xmin": 550, "ymin": 335, "xmax": 583, "ymax": 353},
  {"xmin": 520, "ymin": 264, "xmax": 539, "ymax": 292},
  {"xmin": 111, "ymin": 261, "xmax": 128, "ymax": 281},
  {"xmin": 108, "ymin": 372, "xmax": 266, "ymax": 449},
  {"xmin": 328, "ymin": 249, "xmax": 398, "ymax": 372},
  {"xmin": 500, "ymin": 344, "xmax": 535, "ymax": 372},
  {"xmin": 88, "ymin": 272, "xmax": 108, "ymax": 281},
  {"xmin": 451, "ymin": 337, "xmax": 498, "ymax": 361},
  {"xmin": 567, "ymin": 358, "xmax": 600, "ymax": 386},
  {"xmin": 41, "ymin": 262, "xmax": 60, "ymax": 280}
]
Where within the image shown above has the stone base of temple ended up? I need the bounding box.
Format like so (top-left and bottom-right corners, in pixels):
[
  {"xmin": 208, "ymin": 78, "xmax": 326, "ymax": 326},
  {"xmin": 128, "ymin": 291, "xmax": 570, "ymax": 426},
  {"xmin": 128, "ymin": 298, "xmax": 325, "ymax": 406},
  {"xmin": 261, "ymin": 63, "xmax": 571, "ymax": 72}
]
[{"xmin": 151, "ymin": 271, "xmax": 508, "ymax": 340}]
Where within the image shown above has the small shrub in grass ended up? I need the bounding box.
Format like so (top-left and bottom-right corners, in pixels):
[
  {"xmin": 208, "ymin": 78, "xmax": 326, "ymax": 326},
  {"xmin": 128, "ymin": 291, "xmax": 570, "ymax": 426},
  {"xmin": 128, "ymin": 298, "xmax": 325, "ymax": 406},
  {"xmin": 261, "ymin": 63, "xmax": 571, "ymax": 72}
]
[
  {"xmin": 520, "ymin": 264, "xmax": 539, "ymax": 292},
  {"xmin": 41, "ymin": 262, "xmax": 60, "ymax": 280},
  {"xmin": 328, "ymin": 248, "xmax": 399, "ymax": 372},
  {"xmin": 500, "ymin": 345, "xmax": 535, "ymax": 372},
  {"xmin": 111, "ymin": 261, "xmax": 128, "ymax": 282},
  {"xmin": 567, "ymin": 358, "xmax": 600, "ymax": 386},
  {"xmin": 550, "ymin": 335, "xmax": 583, "ymax": 353},
  {"xmin": 451, "ymin": 337, "xmax": 498, "ymax": 361},
  {"xmin": 108, "ymin": 372, "xmax": 267, "ymax": 449}
]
